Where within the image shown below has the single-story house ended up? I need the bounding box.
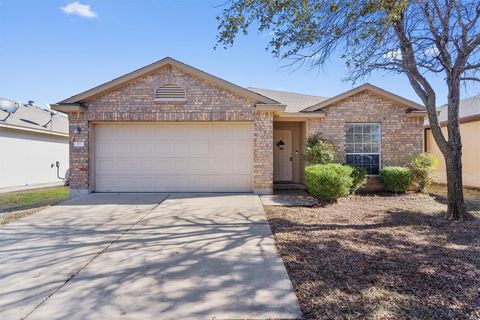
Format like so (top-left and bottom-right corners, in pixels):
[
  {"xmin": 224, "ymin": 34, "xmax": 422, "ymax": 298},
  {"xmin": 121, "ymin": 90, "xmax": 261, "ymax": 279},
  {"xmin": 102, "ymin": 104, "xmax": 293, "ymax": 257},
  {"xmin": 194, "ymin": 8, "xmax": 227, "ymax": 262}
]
[
  {"xmin": 0, "ymin": 97, "xmax": 69, "ymax": 192},
  {"xmin": 51, "ymin": 57, "xmax": 427, "ymax": 197},
  {"xmin": 425, "ymin": 95, "xmax": 480, "ymax": 188}
]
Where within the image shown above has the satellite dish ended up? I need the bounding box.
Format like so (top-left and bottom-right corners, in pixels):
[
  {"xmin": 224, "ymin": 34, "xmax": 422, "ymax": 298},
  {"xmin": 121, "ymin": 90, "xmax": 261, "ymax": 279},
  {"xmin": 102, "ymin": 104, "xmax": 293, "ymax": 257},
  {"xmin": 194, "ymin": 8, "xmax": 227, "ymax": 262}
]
[{"xmin": 0, "ymin": 99, "xmax": 19, "ymax": 114}]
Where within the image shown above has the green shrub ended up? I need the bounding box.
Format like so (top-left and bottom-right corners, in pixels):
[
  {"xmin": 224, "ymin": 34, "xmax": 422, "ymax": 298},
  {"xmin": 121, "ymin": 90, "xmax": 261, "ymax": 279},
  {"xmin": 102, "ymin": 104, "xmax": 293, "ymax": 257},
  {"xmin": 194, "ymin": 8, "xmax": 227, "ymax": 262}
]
[
  {"xmin": 303, "ymin": 134, "xmax": 337, "ymax": 165},
  {"xmin": 348, "ymin": 165, "xmax": 367, "ymax": 193},
  {"xmin": 409, "ymin": 153, "xmax": 439, "ymax": 192},
  {"xmin": 379, "ymin": 166, "xmax": 412, "ymax": 193},
  {"xmin": 305, "ymin": 164, "xmax": 353, "ymax": 201}
]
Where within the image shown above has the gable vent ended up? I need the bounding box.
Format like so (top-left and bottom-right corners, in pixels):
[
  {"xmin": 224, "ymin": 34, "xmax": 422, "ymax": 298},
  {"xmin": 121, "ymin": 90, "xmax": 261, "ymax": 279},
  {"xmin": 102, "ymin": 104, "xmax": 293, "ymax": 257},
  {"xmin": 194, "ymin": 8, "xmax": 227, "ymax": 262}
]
[{"xmin": 155, "ymin": 84, "xmax": 186, "ymax": 102}]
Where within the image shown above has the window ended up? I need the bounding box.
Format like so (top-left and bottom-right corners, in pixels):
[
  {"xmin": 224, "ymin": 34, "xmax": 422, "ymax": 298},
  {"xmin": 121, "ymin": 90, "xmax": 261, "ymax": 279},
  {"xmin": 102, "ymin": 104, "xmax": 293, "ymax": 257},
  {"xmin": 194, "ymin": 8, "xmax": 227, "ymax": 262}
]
[
  {"xmin": 155, "ymin": 84, "xmax": 186, "ymax": 102},
  {"xmin": 345, "ymin": 123, "xmax": 381, "ymax": 175}
]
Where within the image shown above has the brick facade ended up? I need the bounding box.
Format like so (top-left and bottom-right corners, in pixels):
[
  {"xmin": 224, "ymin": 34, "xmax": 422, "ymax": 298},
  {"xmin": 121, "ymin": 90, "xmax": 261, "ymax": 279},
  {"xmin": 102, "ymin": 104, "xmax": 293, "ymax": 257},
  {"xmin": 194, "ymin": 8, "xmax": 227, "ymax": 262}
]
[
  {"xmin": 253, "ymin": 111, "xmax": 274, "ymax": 193},
  {"xmin": 67, "ymin": 64, "xmax": 424, "ymax": 196},
  {"xmin": 307, "ymin": 91, "xmax": 424, "ymax": 168},
  {"xmin": 68, "ymin": 65, "xmax": 273, "ymax": 195}
]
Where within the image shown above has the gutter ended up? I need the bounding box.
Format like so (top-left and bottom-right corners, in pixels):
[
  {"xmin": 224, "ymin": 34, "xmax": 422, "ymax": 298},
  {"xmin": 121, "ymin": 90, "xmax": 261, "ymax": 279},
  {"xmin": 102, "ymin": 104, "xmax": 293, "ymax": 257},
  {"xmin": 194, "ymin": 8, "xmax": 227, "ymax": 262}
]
[
  {"xmin": 49, "ymin": 103, "xmax": 87, "ymax": 113},
  {"xmin": 255, "ymin": 104, "xmax": 326, "ymax": 119},
  {"xmin": 406, "ymin": 110, "xmax": 429, "ymax": 117},
  {"xmin": 254, "ymin": 104, "xmax": 286, "ymax": 115},
  {"xmin": 0, "ymin": 122, "xmax": 68, "ymax": 137},
  {"xmin": 424, "ymin": 114, "xmax": 480, "ymax": 128},
  {"xmin": 278, "ymin": 111, "xmax": 326, "ymax": 119}
]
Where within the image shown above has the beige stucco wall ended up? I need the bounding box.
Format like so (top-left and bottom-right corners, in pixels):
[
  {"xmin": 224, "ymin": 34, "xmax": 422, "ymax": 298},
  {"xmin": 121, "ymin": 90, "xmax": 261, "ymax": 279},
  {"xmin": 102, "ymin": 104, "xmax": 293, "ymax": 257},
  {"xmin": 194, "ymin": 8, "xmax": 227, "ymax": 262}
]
[
  {"xmin": 425, "ymin": 121, "xmax": 480, "ymax": 188},
  {"xmin": 68, "ymin": 64, "xmax": 274, "ymax": 195},
  {"xmin": 273, "ymin": 122, "xmax": 304, "ymax": 183}
]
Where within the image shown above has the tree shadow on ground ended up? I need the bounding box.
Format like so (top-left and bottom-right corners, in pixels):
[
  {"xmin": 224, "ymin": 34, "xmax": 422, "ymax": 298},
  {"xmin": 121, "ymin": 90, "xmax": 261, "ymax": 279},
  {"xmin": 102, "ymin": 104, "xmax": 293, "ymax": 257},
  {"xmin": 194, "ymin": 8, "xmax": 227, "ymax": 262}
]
[
  {"xmin": 0, "ymin": 196, "xmax": 300, "ymax": 319},
  {"xmin": 268, "ymin": 208, "xmax": 480, "ymax": 320}
]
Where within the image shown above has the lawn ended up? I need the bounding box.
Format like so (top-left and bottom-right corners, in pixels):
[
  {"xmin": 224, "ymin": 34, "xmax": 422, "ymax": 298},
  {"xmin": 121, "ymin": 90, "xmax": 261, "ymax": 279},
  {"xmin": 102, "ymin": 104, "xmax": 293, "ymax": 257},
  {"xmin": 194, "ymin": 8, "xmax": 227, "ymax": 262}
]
[
  {"xmin": 0, "ymin": 186, "xmax": 69, "ymax": 224},
  {"xmin": 427, "ymin": 183, "xmax": 480, "ymax": 202},
  {"xmin": 265, "ymin": 189, "xmax": 480, "ymax": 320}
]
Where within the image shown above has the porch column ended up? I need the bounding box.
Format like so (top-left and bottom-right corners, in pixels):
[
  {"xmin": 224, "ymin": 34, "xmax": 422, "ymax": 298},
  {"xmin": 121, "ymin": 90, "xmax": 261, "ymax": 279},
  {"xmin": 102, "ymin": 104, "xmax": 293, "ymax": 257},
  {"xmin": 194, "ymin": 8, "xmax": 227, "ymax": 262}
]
[{"xmin": 253, "ymin": 110, "xmax": 274, "ymax": 194}]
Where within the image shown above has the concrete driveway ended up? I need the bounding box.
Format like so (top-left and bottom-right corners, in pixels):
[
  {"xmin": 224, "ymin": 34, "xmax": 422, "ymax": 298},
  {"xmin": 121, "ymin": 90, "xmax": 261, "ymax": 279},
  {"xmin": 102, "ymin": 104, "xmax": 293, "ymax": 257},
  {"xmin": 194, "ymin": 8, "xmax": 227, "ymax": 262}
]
[{"xmin": 0, "ymin": 193, "xmax": 301, "ymax": 320}]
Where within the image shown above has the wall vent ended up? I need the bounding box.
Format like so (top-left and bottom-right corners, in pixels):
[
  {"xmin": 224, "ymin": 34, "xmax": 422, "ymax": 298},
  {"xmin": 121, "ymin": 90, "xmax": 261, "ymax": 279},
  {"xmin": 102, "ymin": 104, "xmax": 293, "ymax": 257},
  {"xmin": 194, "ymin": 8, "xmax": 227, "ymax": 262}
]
[{"xmin": 155, "ymin": 84, "xmax": 186, "ymax": 102}]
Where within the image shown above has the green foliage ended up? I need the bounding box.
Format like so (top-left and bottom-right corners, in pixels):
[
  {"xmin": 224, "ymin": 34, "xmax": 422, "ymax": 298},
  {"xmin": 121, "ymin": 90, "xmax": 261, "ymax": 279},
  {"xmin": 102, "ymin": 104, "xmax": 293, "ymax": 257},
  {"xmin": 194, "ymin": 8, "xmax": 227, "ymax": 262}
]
[
  {"xmin": 215, "ymin": 0, "xmax": 406, "ymax": 67},
  {"xmin": 348, "ymin": 165, "xmax": 367, "ymax": 193},
  {"xmin": 216, "ymin": 0, "xmax": 479, "ymax": 220},
  {"xmin": 409, "ymin": 153, "xmax": 439, "ymax": 192},
  {"xmin": 303, "ymin": 134, "xmax": 337, "ymax": 165},
  {"xmin": 305, "ymin": 163, "xmax": 353, "ymax": 201},
  {"xmin": 380, "ymin": 166, "xmax": 412, "ymax": 193}
]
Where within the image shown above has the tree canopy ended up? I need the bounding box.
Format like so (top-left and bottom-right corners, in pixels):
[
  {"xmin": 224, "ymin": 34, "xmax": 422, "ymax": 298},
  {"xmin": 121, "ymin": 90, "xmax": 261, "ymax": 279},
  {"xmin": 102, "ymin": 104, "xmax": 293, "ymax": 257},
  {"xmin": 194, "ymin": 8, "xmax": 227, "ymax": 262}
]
[{"xmin": 216, "ymin": 0, "xmax": 480, "ymax": 220}]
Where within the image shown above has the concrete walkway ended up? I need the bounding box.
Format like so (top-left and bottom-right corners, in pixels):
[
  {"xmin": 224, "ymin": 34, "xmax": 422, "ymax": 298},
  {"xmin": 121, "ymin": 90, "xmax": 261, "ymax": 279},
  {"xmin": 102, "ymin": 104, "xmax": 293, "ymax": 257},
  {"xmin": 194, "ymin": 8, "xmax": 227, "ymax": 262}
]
[
  {"xmin": 261, "ymin": 190, "xmax": 318, "ymax": 206},
  {"xmin": 0, "ymin": 193, "xmax": 301, "ymax": 320}
]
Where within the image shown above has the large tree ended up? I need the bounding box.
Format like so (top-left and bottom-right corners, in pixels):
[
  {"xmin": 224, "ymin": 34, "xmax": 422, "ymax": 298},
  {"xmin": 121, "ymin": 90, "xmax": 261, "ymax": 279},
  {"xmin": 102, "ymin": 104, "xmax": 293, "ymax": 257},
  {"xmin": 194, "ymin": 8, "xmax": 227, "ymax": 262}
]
[{"xmin": 216, "ymin": 0, "xmax": 480, "ymax": 220}]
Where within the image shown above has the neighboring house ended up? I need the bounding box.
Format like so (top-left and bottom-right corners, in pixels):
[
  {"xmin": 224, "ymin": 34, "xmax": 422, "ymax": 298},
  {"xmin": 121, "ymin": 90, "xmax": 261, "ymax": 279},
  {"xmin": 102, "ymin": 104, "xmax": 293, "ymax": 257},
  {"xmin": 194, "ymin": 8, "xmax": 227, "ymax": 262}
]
[
  {"xmin": 0, "ymin": 97, "xmax": 69, "ymax": 192},
  {"xmin": 51, "ymin": 57, "xmax": 427, "ymax": 197},
  {"xmin": 425, "ymin": 95, "xmax": 480, "ymax": 188}
]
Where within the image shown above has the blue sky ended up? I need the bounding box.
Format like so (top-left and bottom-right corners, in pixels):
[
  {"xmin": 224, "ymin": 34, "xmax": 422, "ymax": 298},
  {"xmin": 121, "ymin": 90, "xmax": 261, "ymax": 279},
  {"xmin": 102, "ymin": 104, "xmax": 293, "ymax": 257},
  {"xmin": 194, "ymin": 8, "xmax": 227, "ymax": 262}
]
[{"xmin": 1, "ymin": 0, "xmax": 478, "ymax": 108}]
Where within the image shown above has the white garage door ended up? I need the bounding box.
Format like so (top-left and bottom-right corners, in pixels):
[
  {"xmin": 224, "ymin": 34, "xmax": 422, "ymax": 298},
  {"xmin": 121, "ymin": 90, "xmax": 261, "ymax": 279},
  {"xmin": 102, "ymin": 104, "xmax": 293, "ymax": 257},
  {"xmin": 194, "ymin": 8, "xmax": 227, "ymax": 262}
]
[{"xmin": 94, "ymin": 123, "xmax": 253, "ymax": 192}]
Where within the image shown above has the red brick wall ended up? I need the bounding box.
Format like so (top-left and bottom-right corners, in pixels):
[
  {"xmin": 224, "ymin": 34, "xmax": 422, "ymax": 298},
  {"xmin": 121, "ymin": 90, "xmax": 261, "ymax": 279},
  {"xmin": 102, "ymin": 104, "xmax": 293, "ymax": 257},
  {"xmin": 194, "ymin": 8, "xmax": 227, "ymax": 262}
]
[
  {"xmin": 68, "ymin": 65, "xmax": 273, "ymax": 194},
  {"xmin": 308, "ymin": 91, "xmax": 424, "ymax": 168}
]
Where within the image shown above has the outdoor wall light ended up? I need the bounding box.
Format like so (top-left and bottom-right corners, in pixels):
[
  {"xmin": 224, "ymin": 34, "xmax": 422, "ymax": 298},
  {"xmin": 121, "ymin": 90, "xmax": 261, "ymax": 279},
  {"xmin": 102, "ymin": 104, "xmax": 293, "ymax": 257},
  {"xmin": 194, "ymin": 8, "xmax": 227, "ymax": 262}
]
[
  {"xmin": 276, "ymin": 140, "xmax": 285, "ymax": 150},
  {"xmin": 74, "ymin": 126, "xmax": 81, "ymax": 134}
]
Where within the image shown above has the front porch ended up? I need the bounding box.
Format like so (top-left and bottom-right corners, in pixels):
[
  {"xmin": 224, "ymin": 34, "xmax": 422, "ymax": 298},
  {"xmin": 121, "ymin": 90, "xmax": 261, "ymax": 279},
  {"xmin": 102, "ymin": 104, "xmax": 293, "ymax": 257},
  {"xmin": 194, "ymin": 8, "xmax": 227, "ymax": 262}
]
[{"xmin": 273, "ymin": 120, "xmax": 308, "ymax": 187}]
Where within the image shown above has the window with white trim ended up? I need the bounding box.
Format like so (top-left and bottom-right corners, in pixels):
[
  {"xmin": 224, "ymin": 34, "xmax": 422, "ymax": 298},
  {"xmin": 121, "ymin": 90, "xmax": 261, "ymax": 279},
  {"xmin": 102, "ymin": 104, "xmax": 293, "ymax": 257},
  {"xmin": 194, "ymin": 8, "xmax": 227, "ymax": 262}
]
[
  {"xmin": 345, "ymin": 123, "xmax": 381, "ymax": 175},
  {"xmin": 155, "ymin": 84, "xmax": 186, "ymax": 102}
]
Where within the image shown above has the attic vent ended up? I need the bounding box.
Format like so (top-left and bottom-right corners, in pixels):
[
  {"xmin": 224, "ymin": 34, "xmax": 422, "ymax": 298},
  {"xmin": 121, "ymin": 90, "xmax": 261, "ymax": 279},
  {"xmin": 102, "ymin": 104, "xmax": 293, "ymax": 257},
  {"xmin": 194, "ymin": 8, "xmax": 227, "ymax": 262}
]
[{"xmin": 155, "ymin": 84, "xmax": 186, "ymax": 102}]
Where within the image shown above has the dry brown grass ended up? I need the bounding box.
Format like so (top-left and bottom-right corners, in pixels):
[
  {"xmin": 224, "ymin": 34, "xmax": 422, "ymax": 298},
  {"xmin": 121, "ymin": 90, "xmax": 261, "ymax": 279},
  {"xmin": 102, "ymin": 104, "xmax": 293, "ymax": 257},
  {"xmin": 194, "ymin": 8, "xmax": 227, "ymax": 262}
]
[{"xmin": 266, "ymin": 192, "xmax": 480, "ymax": 320}]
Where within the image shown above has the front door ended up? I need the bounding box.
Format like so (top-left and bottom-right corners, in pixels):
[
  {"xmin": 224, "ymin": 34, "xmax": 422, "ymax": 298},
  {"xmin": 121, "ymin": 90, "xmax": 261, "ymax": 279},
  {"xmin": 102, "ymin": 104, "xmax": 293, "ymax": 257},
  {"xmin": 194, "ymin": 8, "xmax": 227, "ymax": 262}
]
[{"xmin": 273, "ymin": 130, "xmax": 293, "ymax": 181}]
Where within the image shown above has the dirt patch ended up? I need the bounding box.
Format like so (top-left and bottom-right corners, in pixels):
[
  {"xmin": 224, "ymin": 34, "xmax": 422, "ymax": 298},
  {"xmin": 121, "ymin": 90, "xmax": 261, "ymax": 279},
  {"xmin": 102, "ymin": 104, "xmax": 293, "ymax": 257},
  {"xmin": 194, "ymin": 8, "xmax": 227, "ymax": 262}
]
[
  {"xmin": 0, "ymin": 206, "xmax": 50, "ymax": 225},
  {"xmin": 266, "ymin": 193, "xmax": 480, "ymax": 320},
  {"xmin": 0, "ymin": 186, "xmax": 69, "ymax": 225}
]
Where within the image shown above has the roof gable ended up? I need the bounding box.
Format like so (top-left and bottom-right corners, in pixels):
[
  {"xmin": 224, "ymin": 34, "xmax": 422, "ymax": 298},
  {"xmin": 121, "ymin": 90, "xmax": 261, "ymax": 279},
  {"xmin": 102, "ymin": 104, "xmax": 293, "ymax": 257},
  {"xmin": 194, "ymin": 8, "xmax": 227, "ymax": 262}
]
[
  {"xmin": 302, "ymin": 83, "xmax": 425, "ymax": 112},
  {"xmin": 58, "ymin": 57, "xmax": 279, "ymax": 105}
]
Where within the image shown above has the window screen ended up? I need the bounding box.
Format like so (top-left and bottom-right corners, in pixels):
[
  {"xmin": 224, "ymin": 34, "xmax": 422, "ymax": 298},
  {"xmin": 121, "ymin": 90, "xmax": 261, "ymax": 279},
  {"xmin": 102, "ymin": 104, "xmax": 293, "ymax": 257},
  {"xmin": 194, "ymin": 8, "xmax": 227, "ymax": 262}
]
[{"xmin": 345, "ymin": 123, "xmax": 381, "ymax": 175}]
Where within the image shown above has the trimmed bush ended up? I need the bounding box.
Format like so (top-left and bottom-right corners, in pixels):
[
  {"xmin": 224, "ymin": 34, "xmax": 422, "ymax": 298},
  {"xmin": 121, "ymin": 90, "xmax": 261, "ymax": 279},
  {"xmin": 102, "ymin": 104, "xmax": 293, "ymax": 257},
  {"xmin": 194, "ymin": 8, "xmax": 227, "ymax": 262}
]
[
  {"xmin": 305, "ymin": 164, "xmax": 353, "ymax": 201},
  {"xmin": 348, "ymin": 165, "xmax": 367, "ymax": 193},
  {"xmin": 380, "ymin": 166, "xmax": 412, "ymax": 193},
  {"xmin": 303, "ymin": 134, "xmax": 337, "ymax": 165},
  {"xmin": 409, "ymin": 153, "xmax": 439, "ymax": 192}
]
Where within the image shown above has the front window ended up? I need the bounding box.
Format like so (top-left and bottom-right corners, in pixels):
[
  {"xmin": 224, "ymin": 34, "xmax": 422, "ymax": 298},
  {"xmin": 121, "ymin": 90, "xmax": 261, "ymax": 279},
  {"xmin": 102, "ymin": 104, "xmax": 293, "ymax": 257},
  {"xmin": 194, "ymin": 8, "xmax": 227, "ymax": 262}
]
[{"xmin": 345, "ymin": 123, "xmax": 381, "ymax": 175}]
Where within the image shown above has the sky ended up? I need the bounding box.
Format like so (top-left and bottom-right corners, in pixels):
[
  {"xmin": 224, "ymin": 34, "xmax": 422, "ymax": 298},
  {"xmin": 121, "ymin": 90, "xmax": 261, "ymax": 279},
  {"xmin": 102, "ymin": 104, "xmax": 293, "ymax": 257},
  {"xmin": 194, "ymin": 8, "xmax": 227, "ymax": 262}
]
[{"xmin": 1, "ymin": 0, "xmax": 479, "ymax": 108}]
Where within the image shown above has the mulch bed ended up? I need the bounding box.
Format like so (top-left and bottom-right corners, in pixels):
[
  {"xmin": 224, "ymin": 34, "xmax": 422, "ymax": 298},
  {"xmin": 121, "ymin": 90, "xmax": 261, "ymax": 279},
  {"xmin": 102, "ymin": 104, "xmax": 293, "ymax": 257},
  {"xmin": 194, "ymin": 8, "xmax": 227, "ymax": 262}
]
[{"xmin": 265, "ymin": 193, "xmax": 480, "ymax": 320}]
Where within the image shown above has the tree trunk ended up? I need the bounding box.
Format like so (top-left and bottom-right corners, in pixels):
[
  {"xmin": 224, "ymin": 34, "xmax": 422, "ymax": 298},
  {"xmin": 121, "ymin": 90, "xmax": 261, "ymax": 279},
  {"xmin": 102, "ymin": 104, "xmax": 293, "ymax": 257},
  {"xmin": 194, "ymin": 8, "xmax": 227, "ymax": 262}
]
[
  {"xmin": 444, "ymin": 145, "xmax": 466, "ymax": 220},
  {"xmin": 443, "ymin": 76, "xmax": 467, "ymax": 220}
]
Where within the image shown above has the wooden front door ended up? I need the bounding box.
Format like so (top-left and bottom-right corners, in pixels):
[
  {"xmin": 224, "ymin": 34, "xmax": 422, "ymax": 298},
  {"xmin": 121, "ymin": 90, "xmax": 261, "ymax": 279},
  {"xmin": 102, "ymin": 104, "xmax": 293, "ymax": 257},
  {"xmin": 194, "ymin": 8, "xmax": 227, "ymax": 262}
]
[{"xmin": 273, "ymin": 130, "xmax": 293, "ymax": 181}]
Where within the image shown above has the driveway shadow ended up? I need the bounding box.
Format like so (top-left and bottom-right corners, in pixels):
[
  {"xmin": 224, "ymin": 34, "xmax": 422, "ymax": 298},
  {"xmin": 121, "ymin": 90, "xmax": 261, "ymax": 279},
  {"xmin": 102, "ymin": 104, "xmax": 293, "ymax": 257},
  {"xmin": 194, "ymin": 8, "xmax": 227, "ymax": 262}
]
[{"xmin": 0, "ymin": 193, "xmax": 301, "ymax": 320}]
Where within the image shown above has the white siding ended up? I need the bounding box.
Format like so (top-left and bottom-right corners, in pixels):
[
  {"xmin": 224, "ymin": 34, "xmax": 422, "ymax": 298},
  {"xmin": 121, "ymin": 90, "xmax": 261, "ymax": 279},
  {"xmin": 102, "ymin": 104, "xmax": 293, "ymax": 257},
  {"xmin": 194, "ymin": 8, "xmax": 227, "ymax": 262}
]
[{"xmin": 0, "ymin": 128, "xmax": 69, "ymax": 189}]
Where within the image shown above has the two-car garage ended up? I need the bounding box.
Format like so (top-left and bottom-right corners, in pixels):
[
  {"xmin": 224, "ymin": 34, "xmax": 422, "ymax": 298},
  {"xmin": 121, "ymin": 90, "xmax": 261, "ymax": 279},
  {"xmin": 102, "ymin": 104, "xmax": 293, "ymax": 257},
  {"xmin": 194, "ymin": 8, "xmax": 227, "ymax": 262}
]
[{"xmin": 93, "ymin": 123, "xmax": 254, "ymax": 193}]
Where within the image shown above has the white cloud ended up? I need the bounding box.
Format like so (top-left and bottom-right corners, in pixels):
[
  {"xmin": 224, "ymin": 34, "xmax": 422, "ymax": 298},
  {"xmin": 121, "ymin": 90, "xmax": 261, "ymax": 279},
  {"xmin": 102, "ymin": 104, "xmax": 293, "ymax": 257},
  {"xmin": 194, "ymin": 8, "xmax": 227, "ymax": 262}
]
[
  {"xmin": 261, "ymin": 31, "xmax": 275, "ymax": 38},
  {"xmin": 305, "ymin": 53, "xmax": 322, "ymax": 61},
  {"xmin": 383, "ymin": 49, "xmax": 402, "ymax": 61},
  {"xmin": 61, "ymin": 2, "xmax": 97, "ymax": 19},
  {"xmin": 424, "ymin": 47, "xmax": 440, "ymax": 56}
]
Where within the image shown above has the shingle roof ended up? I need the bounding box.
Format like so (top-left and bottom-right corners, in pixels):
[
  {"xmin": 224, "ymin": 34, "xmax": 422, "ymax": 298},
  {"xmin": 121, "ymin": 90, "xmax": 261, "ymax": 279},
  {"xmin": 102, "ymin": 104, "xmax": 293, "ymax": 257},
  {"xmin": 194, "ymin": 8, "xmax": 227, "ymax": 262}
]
[
  {"xmin": 0, "ymin": 97, "xmax": 68, "ymax": 135},
  {"xmin": 425, "ymin": 94, "xmax": 480, "ymax": 125},
  {"xmin": 247, "ymin": 87, "xmax": 328, "ymax": 113}
]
